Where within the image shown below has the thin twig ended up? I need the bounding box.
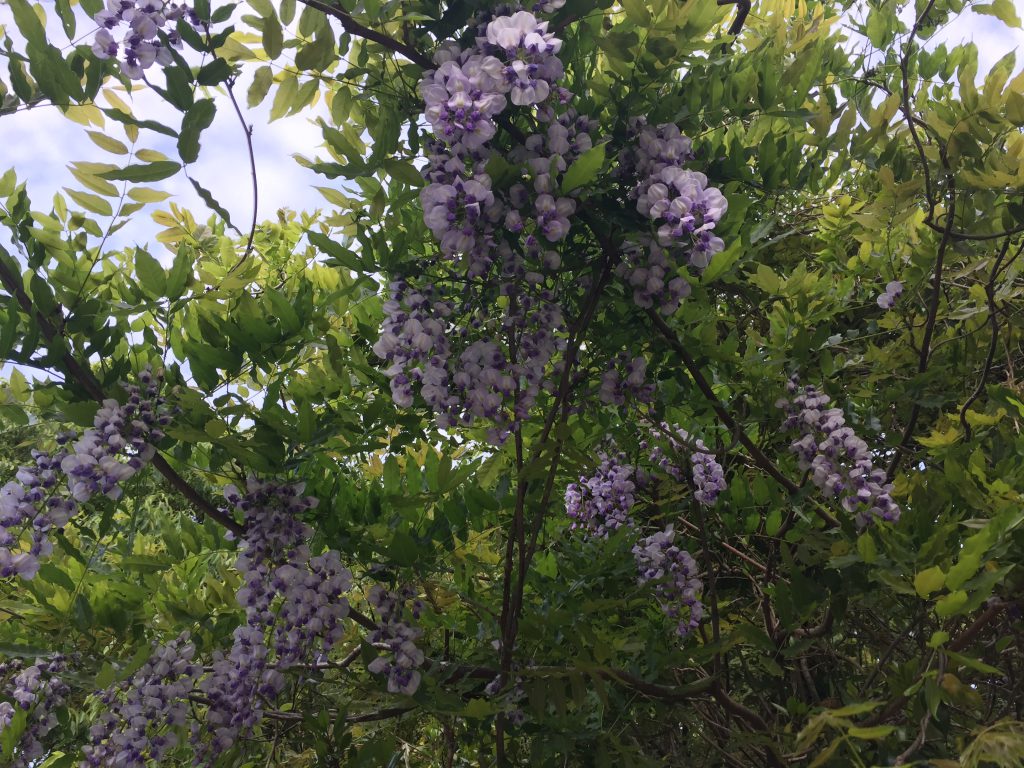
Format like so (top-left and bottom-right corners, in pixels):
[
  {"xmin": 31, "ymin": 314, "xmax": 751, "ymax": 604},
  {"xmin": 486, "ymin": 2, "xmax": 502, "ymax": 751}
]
[
  {"xmin": 958, "ymin": 239, "xmax": 1017, "ymax": 439},
  {"xmin": 225, "ymin": 77, "xmax": 258, "ymax": 269}
]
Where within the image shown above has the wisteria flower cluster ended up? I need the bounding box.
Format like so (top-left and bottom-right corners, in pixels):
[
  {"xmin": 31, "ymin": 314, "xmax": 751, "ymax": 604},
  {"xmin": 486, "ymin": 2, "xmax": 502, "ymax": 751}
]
[
  {"xmin": 82, "ymin": 634, "xmax": 200, "ymax": 767},
  {"xmin": 91, "ymin": 0, "xmax": 200, "ymax": 79},
  {"xmin": 0, "ymin": 656, "xmax": 69, "ymax": 767},
  {"xmin": 565, "ymin": 452, "xmax": 637, "ymax": 537},
  {"xmin": 614, "ymin": 120, "xmax": 728, "ymax": 314},
  {"xmin": 615, "ymin": 241, "xmax": 692, "ymax": 316},
  {"xmin": 565, "ymin": 430, "xmax": 720, "ymax": 637},
  {"xmin": 645, "ymin": 423, "xmax": 727, "ymax": 506},
  {"xmin": 598, "ymin": 355, "xmax": 654, "ymax": 406},
  {"xmin": 377, "ymin": 6, "xmax": 585, "ymax": 443},
  {"xmin": 877, "ymin": 279, "xmax": 903, "ymax": 309},
  {"xmin": 0, "ymin": 368, "xmax": 170, "ymax": 581},
  {"xmin": 778, "ymin": 377, "xmax": 900, "ymax": 527},
  {"xmin": 196, "ymin": 477, "xmax": 353, "ymax": 759},
  {"xmin": 366, "ymin": 585, "xmax": 426, "ymax": 696},
  {"xmin": 632, "ymin": 526, "xmax": 704, "ymax": 637}
]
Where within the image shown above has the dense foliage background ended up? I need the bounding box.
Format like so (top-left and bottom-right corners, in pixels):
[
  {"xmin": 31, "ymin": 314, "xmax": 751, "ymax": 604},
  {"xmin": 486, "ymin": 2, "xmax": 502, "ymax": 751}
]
[{"xmin": 0, "ymin": 0, "xmax": 1023, "ymax": 765}]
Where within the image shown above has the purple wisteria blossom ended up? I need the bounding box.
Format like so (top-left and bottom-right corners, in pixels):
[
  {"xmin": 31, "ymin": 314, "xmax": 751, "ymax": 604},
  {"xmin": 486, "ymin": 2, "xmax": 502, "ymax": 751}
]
[
  {"xmin": 599, "ymin": 355, "xmax": 655, "ymax": 406},
  {"xmin": 646, "ymin": 423, "xmax": 727, "ymax": 506},
  {"xmin": 0, "ymin": 656, "xmax": 69, "ymax": 767},
  {"xmin": 0, "ymin": 368, "xmax": 170, "ymax": 581},
  {"xmin": 565, "ymin": 452, "xmax": 637, "ymax": 537},
  {"xmin": 633, "ymin": 526, "xmax": 704, "ymax": 637},
  {"xmin": 90, "ymin": 0, "xmax": 199, "ymax": 79},
  {"xmin": 83, "ymin": 634, "xmax": 200, "ymax": 767},
  {"xmin": 194, "ymin": 478, "xmax": 352, "ymax": 760},
  {"xmin": 615, "ymin": 241, "xmax": 692, "ymax": 316},
  {"xmin": 613, "ymin": 120, "xmax": 728, "ymax": 318},
  {"xmin": 379, "ymin": 6, "xmax": 582, "ymax": 443},
  {"xmin": 877, "ymin": 280, "xmax": 903, "ymax": 309},
  {"xmin": 366, "ymin": 585, "xmax": 426, "ymax": 696},
  {"xmin": 778, "ymin": 377, "xmax": 900, "ymax": 527}
]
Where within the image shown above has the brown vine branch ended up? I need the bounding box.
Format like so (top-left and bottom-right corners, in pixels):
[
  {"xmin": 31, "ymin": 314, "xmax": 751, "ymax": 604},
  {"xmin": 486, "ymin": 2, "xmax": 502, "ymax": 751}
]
[
  {"xmin": 293, "ymin": 0, "xmax": 434, "ymax": 69},
  {"xmin": 715, "ymin": 0, "xmax": 752, "ymax": 36}
]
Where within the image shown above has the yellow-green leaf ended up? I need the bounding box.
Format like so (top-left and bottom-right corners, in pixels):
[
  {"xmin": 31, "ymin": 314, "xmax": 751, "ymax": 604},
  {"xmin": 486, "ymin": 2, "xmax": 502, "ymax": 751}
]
[
  {"xmin": 914, "ymin": 565, "xmax": 946, "ymax": 597},
  {"xmin": 64, "ymin": 188, "xmax": 113, "ymax": 216}
]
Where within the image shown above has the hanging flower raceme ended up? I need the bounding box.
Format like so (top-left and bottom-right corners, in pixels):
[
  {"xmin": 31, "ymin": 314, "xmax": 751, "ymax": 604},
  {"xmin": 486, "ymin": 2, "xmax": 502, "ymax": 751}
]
[
  {"xmin": 0, "ymin": 368, "xmax": 171, "ymax": 581},
  {"xmin": 82, "ymin": 634, "xmax": 200, "ymax": 768},
  {"xmin": 778, "ymin": 377, "xmax": 900, "ymax": 527},
  {"xmin": 376, "ymin": 6, "xmax": 579, "ymax": 443},
  {"xmin": 0, "ymin": 656, "xmax": 69, "ymax": 768},
  {"xmin": 365, "ymin": 585, "xmax": 426, "ymax": 696},
  {"xmin": 599, "ymin": 354, "xmax": 655, "ymax": 406},
  {"xmin": 645, "ymin": 423, "xmax": 727, "ymax": 506},
  {"xmin": 615, "ymin": 242, "xmax": 692, "ymax": 316},
  {"xmin": 91, "ymin": 0, "xmax": 200, "ymax": 79},
  {"xmin": 614, "ymin": 121, "xmax": 728, "ymax": 318},
  {"xmin": 565, "ymin": 452, "xmax": 637, "ymax": 537},
  {"xmin": 633, "ymin": 526, "xmax": 704, "ymax": 637},
  {"xmin": 374, "ymin": 280, "xmax": 457, "ymax": 418},
  {"xmin": 195, "ymin": 478, "xmax": 352, "ymax": 760}
]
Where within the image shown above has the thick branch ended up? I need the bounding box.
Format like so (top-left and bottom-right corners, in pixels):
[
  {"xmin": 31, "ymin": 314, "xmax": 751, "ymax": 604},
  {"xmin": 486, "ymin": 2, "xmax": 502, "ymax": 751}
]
[
  {"xmin": 716, "ymin": 0, "xmax": 752, "ymax": 36},
  {"xmin": 294, "ymin": 0, "xmax": 433, "ymax": 69}
]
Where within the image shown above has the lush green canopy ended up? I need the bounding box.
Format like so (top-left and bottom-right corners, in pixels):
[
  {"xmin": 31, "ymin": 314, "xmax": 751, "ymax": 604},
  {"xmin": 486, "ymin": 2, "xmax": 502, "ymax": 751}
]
[{"xmin": 0, "ymin": 0, "xmax": 1023, "ymax": 765}]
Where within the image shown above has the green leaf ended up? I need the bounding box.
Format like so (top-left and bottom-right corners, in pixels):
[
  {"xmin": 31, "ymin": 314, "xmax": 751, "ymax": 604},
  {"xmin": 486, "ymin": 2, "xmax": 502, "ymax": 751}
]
[
  {"xmin": 846, "ymin": 725, "xmax": 895, "ymax": 740},
  {"xmin": 265, "ymin": 287, "xmax": 301, "ymax": 333},
  {"xmin": 382, "ymin": 159, "xmax": 425, "ymax": 187},
  {"xmin": 248, "ymin": 65, "xmax": 274, "ymax": 108},
  {"xmin": 975, "ymin": 0, "xmax": 1021, "ymax": 27},
  {"xmin": 189, "ymin": 177, "xmax": 238, "ymax": 232},
  {"xmin": 87, "ymin": 131, "xmax": 129, "ymax": 155},
  {"xmin": 64, "ymin": 188, "xmax": 112, "ymax": 216},
  {"xmin": 54, "ymin": 0, "xmax": 76, "ymax": 37},
  {"xmin": 7, "ymin": 0, "xmax": 47, "ymax": 50},
  {"xmin": 101, "ymin": 108, "xmax": 179, "ymax": 137},
  {"xmin": 178, "ymin": 98, "xmax": 217, "ymax": 164},
  {"xmin": 72, "ymin": 593, "xmax": 94, "ymax": 630},
  {"xmin": 914, "ymin": 566, "xmax": 946, "ymax": 597},
  {"xmin": 945, "ymin": 552, "xmax": 981, "ymax": 591},
  {"xmin": 100, "ymin": 161, "xmax": 182, "ymax": 183},
  {"xmin": 197, "ymin": 58, "xmax": 233, "ymax": 86},
  {"xmin": 37, "ymin": 564, "xmax": 75, "ymax": 592},
  {"xmin": 308, "ymin": 231, "xmax": 363, "ymax": 271},
  {"xmin": 167, "ymin": 245, "xmax": 193, "ymax": 299},
  {"xmin": 134, "ymin": 248, "xmax": 167, "ymax": 297},
  {"xmin": 935, "ymin": 589, "xmax": 968, "ymax": 617},
  {"xmin": 701, "ymin": 242, "xmax": 742, "ymax": 284},
  {"xmin": 294, "ymin": 31, "xmax": 335, "ymax": 71},
  {"xmin": 383, "ymin": 456, "xmax": 401, "ymax": 494},
  {"xmin": 560, "ymin": 142, "xmax": 607, "ymax": 193},
  {"xmin": 164, "ymin": 65, "xmax": 195, "ymax": 110},
  {"xmin": 620, "ymin": 0, "xmax": 651, "ymax": 23},
  {"xmin": 263, "ymin": 13, "xmax": 284, "ymax": 59}
]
